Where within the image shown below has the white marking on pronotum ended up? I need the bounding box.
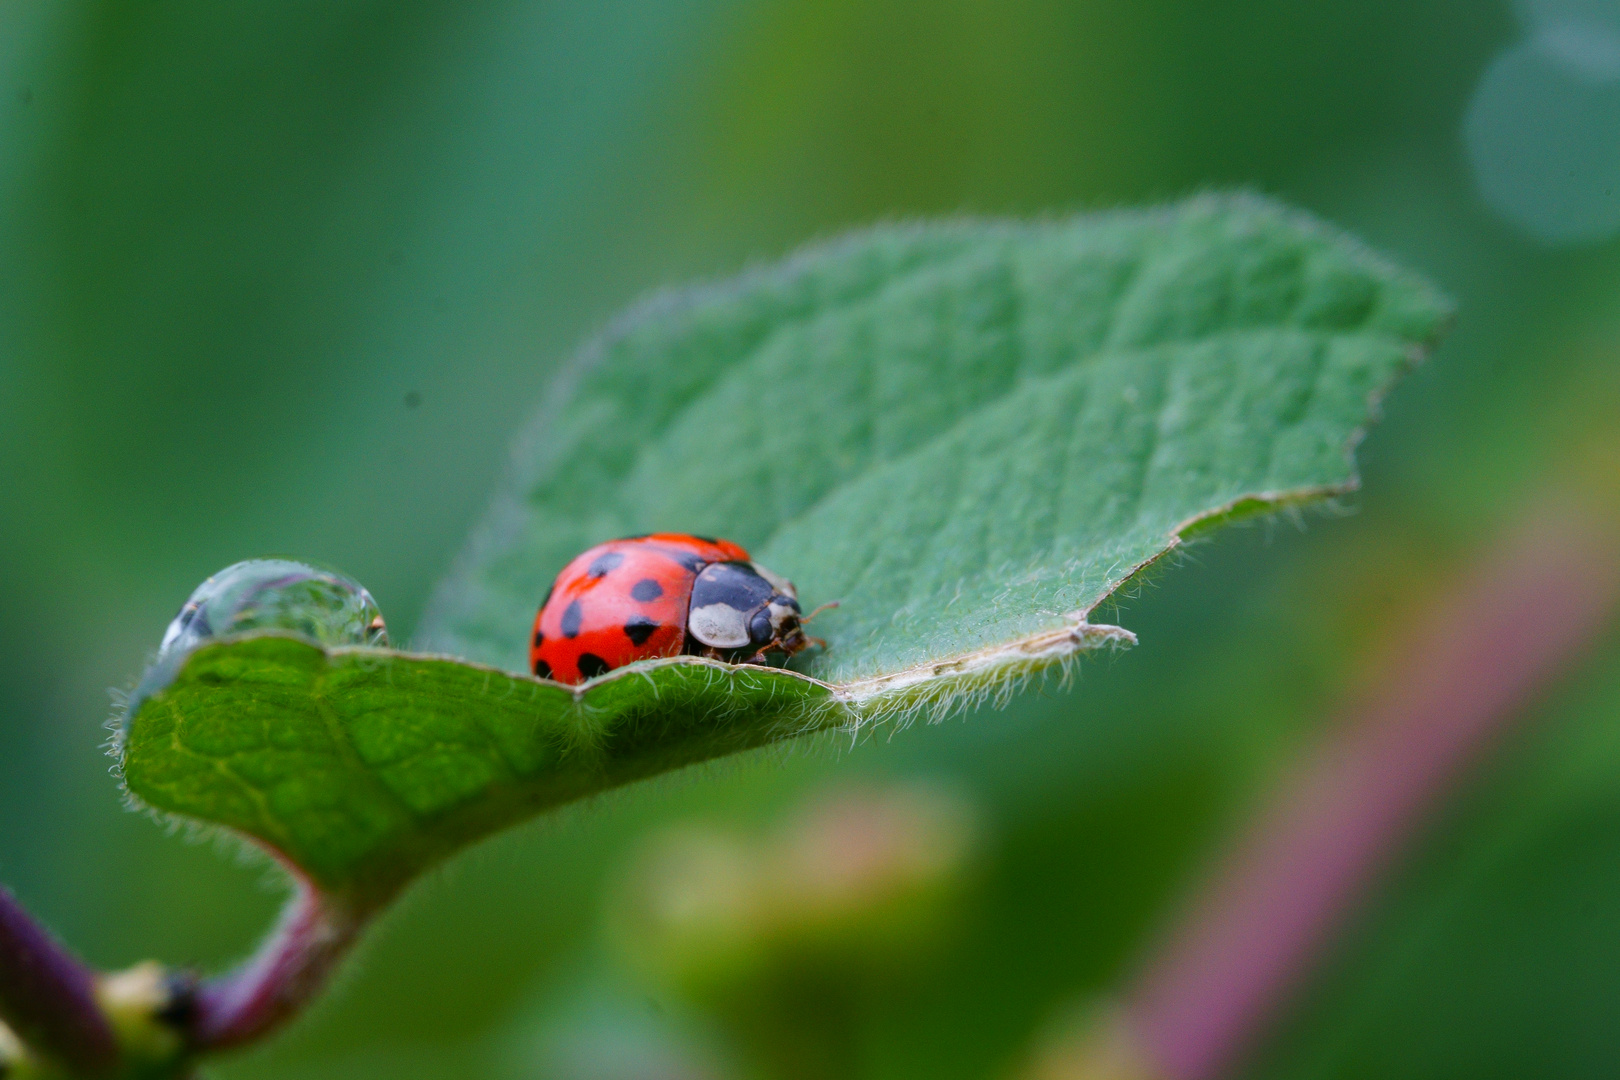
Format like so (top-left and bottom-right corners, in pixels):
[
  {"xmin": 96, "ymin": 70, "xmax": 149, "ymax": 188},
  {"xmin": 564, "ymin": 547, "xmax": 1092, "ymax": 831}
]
[
  {"xmin": 752, "ymin": 562, "xmax": 796, "ymax": 599},
  {"xmin": 688, "ymin": 603, "xmax": 751, "ymax": 649}
]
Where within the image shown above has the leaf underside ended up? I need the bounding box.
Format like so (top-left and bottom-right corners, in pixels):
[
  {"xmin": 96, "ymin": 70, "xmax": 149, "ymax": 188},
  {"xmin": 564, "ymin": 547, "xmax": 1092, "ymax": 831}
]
[{"xmin": 121, "ymin": 194, "xmax": 1452, "ymax": 899}]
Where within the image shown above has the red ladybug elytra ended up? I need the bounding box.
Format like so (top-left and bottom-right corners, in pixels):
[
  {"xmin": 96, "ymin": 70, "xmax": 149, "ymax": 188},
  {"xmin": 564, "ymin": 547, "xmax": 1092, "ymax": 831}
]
[{"xmin": 530, "ymin": 533, "xmax": 819, "ymax": 684}]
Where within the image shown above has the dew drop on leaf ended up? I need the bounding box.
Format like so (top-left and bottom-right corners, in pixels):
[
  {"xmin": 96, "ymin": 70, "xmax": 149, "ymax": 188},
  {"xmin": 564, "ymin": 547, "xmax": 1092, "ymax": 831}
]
[{"xmin": 157, "ymin": 559, "xmax": 388, "ymax": 661}]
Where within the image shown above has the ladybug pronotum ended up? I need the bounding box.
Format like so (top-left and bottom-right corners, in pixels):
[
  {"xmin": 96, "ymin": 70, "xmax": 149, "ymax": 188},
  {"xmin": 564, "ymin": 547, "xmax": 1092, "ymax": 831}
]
[{"xmin": 530, "ymin": 533, "xmax": 819, "ymax": 684}]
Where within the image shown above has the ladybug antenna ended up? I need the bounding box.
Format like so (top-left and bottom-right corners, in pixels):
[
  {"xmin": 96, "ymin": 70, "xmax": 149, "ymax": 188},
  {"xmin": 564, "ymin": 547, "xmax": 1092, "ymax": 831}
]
[{"xmin": 801, "ymin": 600, "xmax": 840, "ymax": 626}]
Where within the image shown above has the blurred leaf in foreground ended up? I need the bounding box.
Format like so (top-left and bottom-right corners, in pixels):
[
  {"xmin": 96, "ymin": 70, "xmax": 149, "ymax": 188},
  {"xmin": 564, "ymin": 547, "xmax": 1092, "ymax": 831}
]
[{"xmin": 606, "ymin": 781, "xmax": 980, "ymax": 1080}]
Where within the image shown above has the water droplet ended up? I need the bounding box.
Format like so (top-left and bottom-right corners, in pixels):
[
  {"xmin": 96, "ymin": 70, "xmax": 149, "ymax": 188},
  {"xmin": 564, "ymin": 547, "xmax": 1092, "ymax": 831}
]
[{"xmin": 157, "ymin": 559, "xmax": 388, "ymax": 662}]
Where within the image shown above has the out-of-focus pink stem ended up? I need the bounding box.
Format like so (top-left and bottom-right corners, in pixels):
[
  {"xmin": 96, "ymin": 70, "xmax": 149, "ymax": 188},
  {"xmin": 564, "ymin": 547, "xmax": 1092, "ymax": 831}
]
[
  {"xmin": 188, "ymin": 875, "xmax": 362, "ymax": 1050},
  {"xmin": 1125, "ymin": 508, "xmax": 1620, "ymax": 1080},
  {"xmin": 0, "ymin": 886, "xmax": 120, "ymax": 1074}
]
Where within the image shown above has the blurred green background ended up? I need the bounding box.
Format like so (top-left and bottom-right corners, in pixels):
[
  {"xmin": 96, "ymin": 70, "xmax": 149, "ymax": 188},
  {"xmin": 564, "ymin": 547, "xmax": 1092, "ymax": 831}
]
[{"xmin": 4, "ymin": 1, "xmax": 1620, "ymax": 1077}]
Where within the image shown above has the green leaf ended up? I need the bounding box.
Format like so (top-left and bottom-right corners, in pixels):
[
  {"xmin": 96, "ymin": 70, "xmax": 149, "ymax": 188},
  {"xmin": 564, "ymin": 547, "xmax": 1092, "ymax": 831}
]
[
  {"xmin": 418, "ymin": 193, "xmax": 1448, "ymax": 687},
  {"xmin": 121, "ymin": 193, "xmax": 1451, "ymax": 901},
  {"xmin": 121, "ymin": 635, "xmax": 836, "ymax": 904}
]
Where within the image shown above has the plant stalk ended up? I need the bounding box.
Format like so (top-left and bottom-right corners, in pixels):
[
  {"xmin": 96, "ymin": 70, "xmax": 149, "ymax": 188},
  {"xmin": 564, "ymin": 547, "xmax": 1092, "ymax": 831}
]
[
  {"xmin": 1109, "ymin": 506, "xmax": 1620, "ymax": 1080},
  {"xmin": 187, "ymin": 875, "xmax": 363, "ymax": 1051},
  {"xmin": 0, "ymin": 886, "xmax": 121, "ymax": 1076}
]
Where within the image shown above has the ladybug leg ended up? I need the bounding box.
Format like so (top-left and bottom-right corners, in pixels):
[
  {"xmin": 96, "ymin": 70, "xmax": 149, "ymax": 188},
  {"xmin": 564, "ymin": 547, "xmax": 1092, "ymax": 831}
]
[
  {"xmin": 739, "ymin": 632, "xmax": 828, "ymax": 668},
  {"xmin": 779, "ymin": 634, "xmax": 826, "ymax": 656},
  {"xmin": 739, "ymin": 640, "xmax": 791, "ymax": 666}
]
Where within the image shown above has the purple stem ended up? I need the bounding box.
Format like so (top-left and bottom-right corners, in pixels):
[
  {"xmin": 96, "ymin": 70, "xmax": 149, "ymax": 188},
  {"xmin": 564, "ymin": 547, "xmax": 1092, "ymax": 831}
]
[
  {"xmin": 0, "ymin": 886, "xmax": 120, "ymax": 1075},
  {"xmin": 1122, "ymin": 507, "xmax": 1620, "ymax": 1080},
  {"xmin": 188, "ymin": 874, "xmax": 363, "ymax": 1050}
]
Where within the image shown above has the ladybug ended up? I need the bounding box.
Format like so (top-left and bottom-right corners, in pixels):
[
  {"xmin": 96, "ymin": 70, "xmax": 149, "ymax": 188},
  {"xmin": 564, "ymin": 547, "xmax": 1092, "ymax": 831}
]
[{"xmin": 530, "ymin": 533, "xmax": 822, "ymax": 684}]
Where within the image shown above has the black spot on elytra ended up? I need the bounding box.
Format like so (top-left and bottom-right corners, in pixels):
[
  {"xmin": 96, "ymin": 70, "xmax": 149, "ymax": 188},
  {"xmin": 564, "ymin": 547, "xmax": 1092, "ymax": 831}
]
[
  {"xmin": 532, "ymin": 658, "xmax": 552, "ymax": 679},
  {"xmin": 623, "ymin": 616, "xmax": 659, "ymax": 646},
  {"xmin": 630, "ymin": 578, "xmax": 663, "ymax": 602},
  {"xmin": 561, "ymin": 600, "xmax": 583, "ymax": 638},
  {"xmin": 578, "ymin": 653, "xmax": 610, "ymax": 679},
  {"xmin": 588, "ymin": 551, "xmax": 625, "ymax": 577},
  {"xmin": 532, "ymin": 629, "xmax": 545, "ymax": 648}
]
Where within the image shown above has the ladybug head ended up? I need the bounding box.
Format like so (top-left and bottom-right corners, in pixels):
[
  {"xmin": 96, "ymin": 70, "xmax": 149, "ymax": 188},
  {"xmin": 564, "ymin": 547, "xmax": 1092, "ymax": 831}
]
[
  {"xmin": 749, "ymin": 562, "xmax": 803, "ymax": 648},
  {"xmin": 686, "ymin": 560, "xmax": 805, "ymax": 659}
]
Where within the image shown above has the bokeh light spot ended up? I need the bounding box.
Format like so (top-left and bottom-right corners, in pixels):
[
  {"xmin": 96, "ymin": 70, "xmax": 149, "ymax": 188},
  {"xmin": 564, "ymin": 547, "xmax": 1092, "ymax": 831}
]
[{"xmin": 1467, "ymin": 5, "xmax": 1620, "ymax": 243}]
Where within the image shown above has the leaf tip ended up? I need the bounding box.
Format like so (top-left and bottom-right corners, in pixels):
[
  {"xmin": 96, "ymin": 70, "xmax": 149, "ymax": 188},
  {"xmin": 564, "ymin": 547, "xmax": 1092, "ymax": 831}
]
[{"xmin": 833, "ymin": 620, "xmax": 1135, "ymax": 730}]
